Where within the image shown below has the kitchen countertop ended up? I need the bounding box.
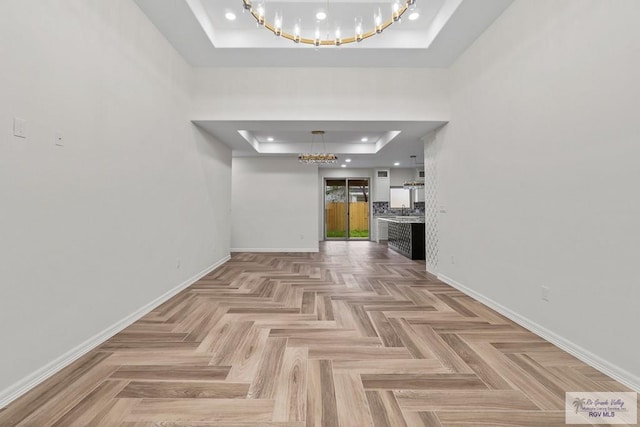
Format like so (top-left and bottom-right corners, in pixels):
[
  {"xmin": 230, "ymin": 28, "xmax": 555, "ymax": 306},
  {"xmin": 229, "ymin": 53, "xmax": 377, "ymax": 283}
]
[{"xmin": 377, "ymin": 217, "xmax": 425, "ymax": 224}]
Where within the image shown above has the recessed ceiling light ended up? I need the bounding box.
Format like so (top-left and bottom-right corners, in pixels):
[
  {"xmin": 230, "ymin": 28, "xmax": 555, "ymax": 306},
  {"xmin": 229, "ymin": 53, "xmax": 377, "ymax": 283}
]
[
  {"xmin": 225, "ymin": 11, "xmax": 237, "ymax": 21},
  {"xmin": 316, "ymin": 11, "xmax": 327, "ymax": 21},
  {"xmin": 408, "ymin": 12, "xmax": 420, "ymax": 21},
  {"xmin": 345, "ymin": 158, "xmax": 352, "ymax": 163},
  {"xmin": 341, "ymin": 164, "xmax": 347, "ymax": 168},
  {"xmin": 361, "ymin": 137, "xmax": 368, "ymax": 142},
  {"xmin": 267, "ymin": 137, "xmax": 274, "ymax": 142},
  {"xmin": 394, "ymin": 162, "xmax": 400, "ymax": 166}
]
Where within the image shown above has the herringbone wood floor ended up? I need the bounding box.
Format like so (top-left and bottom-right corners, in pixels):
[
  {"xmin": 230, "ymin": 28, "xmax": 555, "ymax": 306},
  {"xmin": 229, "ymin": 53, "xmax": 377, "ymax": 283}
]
[{"xmin": 1, "ymin": 242, "xmax": 636, "ymax": 426}]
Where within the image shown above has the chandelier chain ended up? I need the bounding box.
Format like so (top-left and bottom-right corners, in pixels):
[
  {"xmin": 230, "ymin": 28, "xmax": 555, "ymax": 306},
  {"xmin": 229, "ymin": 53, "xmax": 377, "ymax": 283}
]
[{"xmin": 299, "ymin": 131, "xmax": 338, "ymax": 165}]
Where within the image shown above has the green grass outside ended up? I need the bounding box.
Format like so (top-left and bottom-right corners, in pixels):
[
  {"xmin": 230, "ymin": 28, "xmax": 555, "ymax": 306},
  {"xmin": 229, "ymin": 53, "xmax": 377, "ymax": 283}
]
[
  {"xmin": 350, "ymin": 229, "xmax": 369, "ymax": 238},
  {"xmin": 326, "ymin": 229, "xmax": 369, "ymax": 238}
]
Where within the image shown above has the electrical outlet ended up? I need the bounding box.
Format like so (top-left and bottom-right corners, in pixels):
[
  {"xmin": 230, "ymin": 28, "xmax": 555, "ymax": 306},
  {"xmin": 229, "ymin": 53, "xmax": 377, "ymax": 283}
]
[
  {"xmin": 451, "ymin": 255, "xmax": 455, "ymax": 264},
  {"xmin": 55, "ymin": 132, "xmax": 64, "ymax": 146},
  {"xmin": 176, "ymin": 260, "xmax": 181, "ymax": 269},
  {"xmin": 541, "ymin": 286, "xmax": 550, "ymax": 302}
]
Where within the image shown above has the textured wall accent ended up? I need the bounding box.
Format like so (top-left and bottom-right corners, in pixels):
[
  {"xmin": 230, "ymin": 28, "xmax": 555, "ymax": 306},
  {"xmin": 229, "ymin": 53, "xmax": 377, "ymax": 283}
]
[{"xmin": 423, "ymin": 133, "xmax": 439, "ymax": 273}]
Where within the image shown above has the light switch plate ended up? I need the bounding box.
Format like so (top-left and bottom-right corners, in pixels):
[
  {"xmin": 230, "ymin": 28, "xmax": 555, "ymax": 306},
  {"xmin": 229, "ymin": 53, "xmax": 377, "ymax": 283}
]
[
  {"xmin": 13, "ymin": 117, "xmax": 27, "ymax": 138},
  {"xmin": 541, "ymin": 286, "xmax": 550, "ymax": 302}
]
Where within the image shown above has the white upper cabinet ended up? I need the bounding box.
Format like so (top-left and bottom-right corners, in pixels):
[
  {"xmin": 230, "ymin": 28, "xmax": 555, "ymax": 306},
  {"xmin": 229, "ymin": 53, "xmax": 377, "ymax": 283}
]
[
  {"xmin": 416, "ymin": 169, "xmax": 425, "ymax": 202},
  {"xmin": 374, "ymin": 169, "xmax": 390, "ymax": 202}
]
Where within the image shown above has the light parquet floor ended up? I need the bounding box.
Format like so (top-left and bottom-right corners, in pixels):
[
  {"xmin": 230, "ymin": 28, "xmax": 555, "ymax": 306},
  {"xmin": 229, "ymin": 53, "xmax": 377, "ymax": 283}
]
[{"xmin": 1, "ymin": 242, "xmax": 636, "ymax": 426}]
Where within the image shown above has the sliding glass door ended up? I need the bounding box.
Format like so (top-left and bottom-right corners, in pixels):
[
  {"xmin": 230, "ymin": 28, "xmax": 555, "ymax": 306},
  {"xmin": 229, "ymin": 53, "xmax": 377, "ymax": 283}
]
[
  {"xmin": 324, "ymin": 178, "xmax": 370, "ymax": 240},
  {"xmin": 325, "ymin": 179, "xmax": 347, "ymax": 238},
  {"xmin": 348, "ymin": 179, "xmax": 369, "ymax": 239}
]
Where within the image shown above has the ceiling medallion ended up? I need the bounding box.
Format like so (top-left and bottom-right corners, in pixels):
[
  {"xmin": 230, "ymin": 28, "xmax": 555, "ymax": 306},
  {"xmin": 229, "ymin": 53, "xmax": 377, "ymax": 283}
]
[
  {"xmin": 241, "ymin": 0, "xmax": 417, "ymax": 47},
  {"xmin": 298, "ymin": 131, "xmax": 338, "ymax": 164}
]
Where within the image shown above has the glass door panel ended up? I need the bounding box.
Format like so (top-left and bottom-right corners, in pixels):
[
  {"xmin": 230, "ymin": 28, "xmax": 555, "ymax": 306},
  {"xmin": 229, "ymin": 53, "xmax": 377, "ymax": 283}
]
[
  {"xmin": 348, "ymin": 179, "xmax": 369, "ymax": 239},
  {"xmin": 325, "ymin": 179, "xmax": 347, "ymax": 239}
]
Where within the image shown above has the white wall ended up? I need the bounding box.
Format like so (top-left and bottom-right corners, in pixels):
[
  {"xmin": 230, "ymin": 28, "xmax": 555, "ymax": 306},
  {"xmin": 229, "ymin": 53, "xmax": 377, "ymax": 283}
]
[
  {"xmin": 193, "ymin": 68, "xmax": 450, "ymax": 121},
  {"xmin": 435, "ymin": 0, "xmax": 640, "ymax": 388},
  {"xmin": 0, "ymin": 0, "xmax": 231, "ymax": 404},
  {"xmin": 232, "ymin": 157, "xmax": 318, "ymax": 252}
]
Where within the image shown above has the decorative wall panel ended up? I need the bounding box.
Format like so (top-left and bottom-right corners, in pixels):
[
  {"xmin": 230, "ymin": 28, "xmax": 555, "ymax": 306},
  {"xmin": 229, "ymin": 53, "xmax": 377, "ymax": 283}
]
[{"xmin": 424, "ymin": 135, "xmax": 439, "ymax": 272}]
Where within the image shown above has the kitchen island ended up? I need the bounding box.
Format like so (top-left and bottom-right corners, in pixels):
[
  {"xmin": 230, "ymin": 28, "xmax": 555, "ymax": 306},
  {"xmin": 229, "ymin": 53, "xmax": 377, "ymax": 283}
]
[{"xmin": 377, "ymin": 217, "xmax": 425, "ymax": 260}]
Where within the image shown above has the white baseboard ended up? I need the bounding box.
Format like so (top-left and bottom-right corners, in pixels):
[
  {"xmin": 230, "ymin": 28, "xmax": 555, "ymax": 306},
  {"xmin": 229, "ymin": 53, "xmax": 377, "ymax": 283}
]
[
  {"xmin": 0, "ymin": 255, "xmax": 231, "ymax": 409},
  {"xmin": 231, "ymin": 248, "xmax": 319, "ymax": 253},
  {"xmin": 437, "ymin": 274, "xmax": 640, "ymax": 392}
]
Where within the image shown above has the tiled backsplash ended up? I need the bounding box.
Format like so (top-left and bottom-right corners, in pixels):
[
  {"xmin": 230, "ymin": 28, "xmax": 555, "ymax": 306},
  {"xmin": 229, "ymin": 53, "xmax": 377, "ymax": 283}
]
[
  {"xmin": 373, "ymin": 201, "xmax": 425, "ymax": 216},
  {"xmin": 372, "ymin": 202, "xmax": 389, "ymax": 215}
]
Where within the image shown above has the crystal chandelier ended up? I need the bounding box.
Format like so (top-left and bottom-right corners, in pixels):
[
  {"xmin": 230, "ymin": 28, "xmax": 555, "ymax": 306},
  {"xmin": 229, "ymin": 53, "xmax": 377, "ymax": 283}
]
[
  {"xmin": 403, "ymin": 180, "xmax": 424, "ymax": 190},
  {"xmin": 403, "ymin": 155, "xmax": 424, "ymax": 189},
  {"xmin": 241, "ymin": 0, "xmax": 416, "ymax": 47},
  {"xmin": 298, "ymin": 131, "xmax": 338, "ymax": 164}
]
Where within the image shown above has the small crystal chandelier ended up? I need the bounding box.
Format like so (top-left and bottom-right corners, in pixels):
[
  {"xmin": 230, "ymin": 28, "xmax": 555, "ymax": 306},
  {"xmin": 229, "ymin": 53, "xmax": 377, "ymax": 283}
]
[
  {"xmin": 241, "ymin": 0, "xmax": 416, "ymax": 47},
  {"xmin": 298, "ymin": 131, "xmax": 338, "ymax": 164},
  {"xmin": 403, "ymin": 155, "xmax": 424, "ymax": 189},
  {"xmin": 403, "ymin": 180, "xmax": 425, "ymax": 190}
]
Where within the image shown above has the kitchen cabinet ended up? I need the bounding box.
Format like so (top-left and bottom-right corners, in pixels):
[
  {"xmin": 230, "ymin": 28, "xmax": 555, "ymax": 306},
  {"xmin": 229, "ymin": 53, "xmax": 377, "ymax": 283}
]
[
  {"xmin": 415, "ymin": 169, "xmax": 425, "ymax": 202},
  {"xmin": 374, "ymin": 218, "xmax": 389, "ymax": 243},
  {"xmin": 374, "ymin": 169, "xmax": 390, "ymax": 202},
  {"xmin": 379, "ymin": 218, "xmax": 425, "ymax": 260}
]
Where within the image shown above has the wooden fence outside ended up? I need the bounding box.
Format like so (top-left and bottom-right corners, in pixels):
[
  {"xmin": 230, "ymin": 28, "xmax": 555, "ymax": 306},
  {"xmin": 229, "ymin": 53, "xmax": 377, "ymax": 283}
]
[{"xmin": 325, "ymin": 202, "xmax": 369, "ymax": 232}]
